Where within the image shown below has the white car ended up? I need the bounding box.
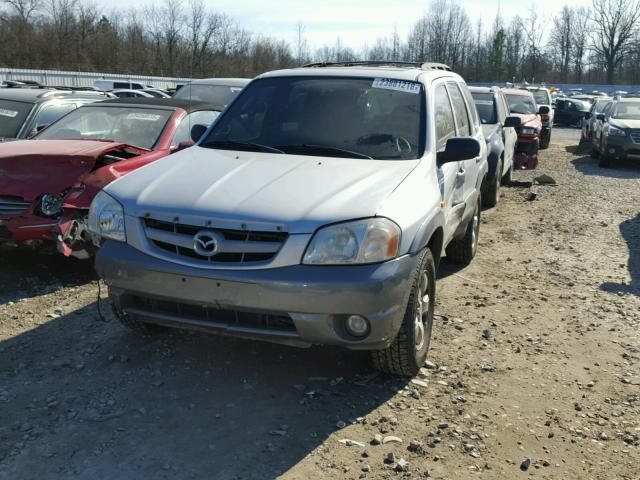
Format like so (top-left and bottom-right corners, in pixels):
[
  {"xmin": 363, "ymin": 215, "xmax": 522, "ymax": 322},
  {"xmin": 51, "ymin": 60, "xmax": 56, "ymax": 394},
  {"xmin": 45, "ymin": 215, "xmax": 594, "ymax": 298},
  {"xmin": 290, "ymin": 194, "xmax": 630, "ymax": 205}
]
[{"xmin": 90, "ymin": 61, "xmax": 488, "ymax": 376}]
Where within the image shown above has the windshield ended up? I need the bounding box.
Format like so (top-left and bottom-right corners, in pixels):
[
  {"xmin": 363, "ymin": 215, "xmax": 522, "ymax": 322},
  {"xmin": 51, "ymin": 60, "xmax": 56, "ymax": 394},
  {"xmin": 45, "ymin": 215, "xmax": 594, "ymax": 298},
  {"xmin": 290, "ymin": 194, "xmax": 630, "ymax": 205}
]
[
  {"xmin": 36, "ymin": 106, "xmax": 173, "ymax": 149},
  {"xmin": 506, "ymin": 94, "xmax": 537, "ymax": 115},
  {"xmin": 201, "ymin": 76, "xmax": 425, "ymax": 160},
  {"xmin": 595, "ymin": 100, "xmax": 611, "ymax": 113},
  {"xmin": 174, "ymin": 84, "xmax": 244, "ymax": 104},
  {"xmin": 530, "ymin": 89, "xmax": 550, "ymax": 106},
  {"xmin": 0, "ymin": 99, "xmax": 34, "ymax": 138},
  {"xmin": 612, "ymin": 102, "xmax": 640, "ymax": 120},
  {"xmin": 471, "ymin": 93, "xmax": 497, "ymax": 124}
]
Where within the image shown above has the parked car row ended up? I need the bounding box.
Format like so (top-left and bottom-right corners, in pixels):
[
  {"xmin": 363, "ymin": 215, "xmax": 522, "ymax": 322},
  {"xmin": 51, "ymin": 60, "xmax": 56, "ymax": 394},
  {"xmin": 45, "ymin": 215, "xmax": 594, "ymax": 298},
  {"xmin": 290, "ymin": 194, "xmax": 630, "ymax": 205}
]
[
  {"xmin": 1, "ymin": 63, "xmax": 563, "ymax": 376},
  {"xmin": 589, "ymin": 96, "xmax": 640, "ymax": 168}
]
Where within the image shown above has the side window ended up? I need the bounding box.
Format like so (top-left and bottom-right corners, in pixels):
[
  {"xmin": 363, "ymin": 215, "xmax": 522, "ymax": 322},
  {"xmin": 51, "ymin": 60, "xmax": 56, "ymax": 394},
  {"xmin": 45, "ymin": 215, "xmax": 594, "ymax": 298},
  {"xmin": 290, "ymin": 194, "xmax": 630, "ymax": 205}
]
[
  {"xmin": 33, "ymin": 102, "xmax": 76, "ymax": 128},
  {"xmin": 447, "ymin": 82, "xmax": 471, "ymax": 136},
  {"xmin": 501, "ymin": 95, "xmax": 510, "ymax": 120},
  {"xmin": 602, "ymin": 102, "xmax": 613, "ymax": 116},
  {"xmin": 171, "ymin": 110, "xmax": 220, "ymax": 147},
  {"xmin": 434, "ymin": 84, "xmax": 456, "ymax": 149},
  {"xmin": 461, "ymin": 85, "xmax": 479, "ymax": 131}
]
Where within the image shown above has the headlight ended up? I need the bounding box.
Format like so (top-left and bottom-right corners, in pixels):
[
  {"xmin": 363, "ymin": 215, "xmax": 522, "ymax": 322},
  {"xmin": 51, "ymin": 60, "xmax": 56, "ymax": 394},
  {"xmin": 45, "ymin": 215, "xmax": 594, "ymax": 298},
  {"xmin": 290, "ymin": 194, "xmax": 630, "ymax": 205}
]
[
  {"xmin": 521, "ymin": 127, "xmax": 535, "ymax": 135},
  {"xmin": 303, "ymin": 218, "xmax": 401, "ymax": 265},
  {"xmin": 608, "ymin": 126, "xmax": 626, "ymax": 137},
  {"xmin": 88, "ymin": 191, "xmax": 126, "ymax": 242},
  {"xmin": 40, "ymin": 193, "xmax": 64, "ymax": 217}
]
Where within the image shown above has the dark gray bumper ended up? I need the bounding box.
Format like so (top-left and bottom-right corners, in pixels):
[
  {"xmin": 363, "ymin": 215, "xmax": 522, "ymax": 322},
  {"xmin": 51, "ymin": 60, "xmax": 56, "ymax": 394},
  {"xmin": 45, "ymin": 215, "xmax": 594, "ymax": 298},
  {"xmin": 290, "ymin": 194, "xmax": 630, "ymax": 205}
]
[
  {"xmin": 95, "ymin": 241, "xmax": 419, "ymax": 350},
  {"xmin": 603, "ymin": 135, "xmax": 640, "ymax": 159}
]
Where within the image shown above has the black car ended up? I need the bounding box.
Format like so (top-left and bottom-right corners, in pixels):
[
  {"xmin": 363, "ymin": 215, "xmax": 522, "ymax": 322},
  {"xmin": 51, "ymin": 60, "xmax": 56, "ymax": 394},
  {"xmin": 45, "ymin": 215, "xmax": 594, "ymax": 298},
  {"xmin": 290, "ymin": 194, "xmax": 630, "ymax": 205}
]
[
  {"xmin": 0, "ymin": 88, "xmax": 109, "ymax": 141},
  {"xmin": 553, "ymin": 98, "xmax": 592, "ymax": 128}
]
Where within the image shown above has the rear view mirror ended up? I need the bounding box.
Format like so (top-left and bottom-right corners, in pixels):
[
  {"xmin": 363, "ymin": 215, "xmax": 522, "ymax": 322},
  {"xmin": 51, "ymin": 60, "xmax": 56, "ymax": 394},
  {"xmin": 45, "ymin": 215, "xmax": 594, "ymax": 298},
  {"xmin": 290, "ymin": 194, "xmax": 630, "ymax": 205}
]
[
  {"xmin": 190, "ymin": 124, "xmax": 208, "ymax": 143},
  {"xmin": 437, "ymin": 137, "xmax": 481, "ymax": 166},
  {"xmin": 28, "ymin": 123, "xmax": 50, "ymax": 138},
  {"xmin": 538, "ymin": 106, "xmax": 550, "ymax": 115},
  {"xmin": 504, "ymin": 116, "xmax": 521, "ymax": 128}
]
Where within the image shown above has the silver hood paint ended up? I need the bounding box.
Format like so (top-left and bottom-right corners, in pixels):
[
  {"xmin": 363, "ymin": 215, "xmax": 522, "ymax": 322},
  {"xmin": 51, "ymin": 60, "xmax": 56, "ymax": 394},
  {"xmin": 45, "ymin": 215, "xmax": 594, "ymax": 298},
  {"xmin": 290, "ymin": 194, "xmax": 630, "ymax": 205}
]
[
  {"xmin": 105, "ymin": 146, "xmax": 419, "ymax": 234},
  {"xmin": 610, "ymin": 118, "xmax": 640, "ymax": 130}
]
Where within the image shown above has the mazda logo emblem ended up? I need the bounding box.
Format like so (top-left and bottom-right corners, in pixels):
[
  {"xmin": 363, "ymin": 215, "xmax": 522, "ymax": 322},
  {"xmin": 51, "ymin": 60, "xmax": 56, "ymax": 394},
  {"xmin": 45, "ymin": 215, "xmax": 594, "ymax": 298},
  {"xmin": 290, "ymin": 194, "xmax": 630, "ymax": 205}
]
[{"xmin": 193, "ymin": 230, "xmax": 222, "ymax": 257}]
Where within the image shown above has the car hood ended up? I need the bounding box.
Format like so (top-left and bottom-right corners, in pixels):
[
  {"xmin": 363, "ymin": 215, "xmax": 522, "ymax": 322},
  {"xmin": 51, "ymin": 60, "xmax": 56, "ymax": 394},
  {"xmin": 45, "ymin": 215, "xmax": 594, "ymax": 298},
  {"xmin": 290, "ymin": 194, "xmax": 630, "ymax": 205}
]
[
  {"xmin": 0, "ymin": 140, "xmax": 140, "ymax": 200},
  {"xmin": 610, "ymin": 118, "xmax": 640, "ymax": 129},
  {"xmin": 107, "ymin": 146, "xmax": 420, "ymax": 234},
  {"xmin": 511, "ymin": 113, "xmax": 540, "ymax": 128}
]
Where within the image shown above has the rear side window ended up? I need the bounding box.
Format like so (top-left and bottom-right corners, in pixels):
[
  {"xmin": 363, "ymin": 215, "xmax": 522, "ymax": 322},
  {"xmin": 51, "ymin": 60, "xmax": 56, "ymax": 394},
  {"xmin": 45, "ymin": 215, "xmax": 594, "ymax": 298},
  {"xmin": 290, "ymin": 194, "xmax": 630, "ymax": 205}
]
[
  {"xmin": 460, "ymin": 86, "xmax": 479, "ymax": 131},
  {"xmin": 33, "ymin": 102, "xmax": 76, "ymax": 128},
  {"xmin": 434, "ymin": 84, "xmax": 456, "ymax": 149},
  {"xmin": 448, "ymin": 82, "xmax": 471, "ymax": 136},
  {"xmin": 471, "ymin": 92, "xmax": 497, "ymax": 125}
]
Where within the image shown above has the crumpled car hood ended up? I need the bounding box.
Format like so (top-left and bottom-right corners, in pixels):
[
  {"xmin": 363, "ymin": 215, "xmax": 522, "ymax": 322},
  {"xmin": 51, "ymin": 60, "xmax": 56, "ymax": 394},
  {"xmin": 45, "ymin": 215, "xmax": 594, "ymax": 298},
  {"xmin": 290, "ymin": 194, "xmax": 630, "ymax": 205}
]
[
  {"xmin": 106, "ymin": 146, "xmax": 419, "ymax": 234},
  {"xmin": 0, "ymin": 140, "xmax": 142, "ymax": 200}
]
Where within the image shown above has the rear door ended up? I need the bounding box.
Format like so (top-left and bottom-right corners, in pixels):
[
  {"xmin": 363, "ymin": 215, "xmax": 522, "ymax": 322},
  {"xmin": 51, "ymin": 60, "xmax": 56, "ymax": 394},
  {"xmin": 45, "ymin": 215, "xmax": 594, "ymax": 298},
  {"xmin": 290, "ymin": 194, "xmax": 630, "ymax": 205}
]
[
  {"xmin": 433, "ymin": 82, "xmax": 464, "ymax": 239},
  {"xmin": 447, "ymin": 81, "xmax": 482, "ymax": 207},
  {"xmin": 499, "ymin": 92, "xmax": 517, "ymax": 170}
]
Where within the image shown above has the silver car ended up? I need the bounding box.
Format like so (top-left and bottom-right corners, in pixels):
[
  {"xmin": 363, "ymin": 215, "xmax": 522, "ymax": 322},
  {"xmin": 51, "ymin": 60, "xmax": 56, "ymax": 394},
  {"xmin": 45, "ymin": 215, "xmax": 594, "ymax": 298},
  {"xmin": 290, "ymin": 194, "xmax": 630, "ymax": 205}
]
[{"xmin": 90, "ymin": 62, "xmax": 488, "ymax": 376}]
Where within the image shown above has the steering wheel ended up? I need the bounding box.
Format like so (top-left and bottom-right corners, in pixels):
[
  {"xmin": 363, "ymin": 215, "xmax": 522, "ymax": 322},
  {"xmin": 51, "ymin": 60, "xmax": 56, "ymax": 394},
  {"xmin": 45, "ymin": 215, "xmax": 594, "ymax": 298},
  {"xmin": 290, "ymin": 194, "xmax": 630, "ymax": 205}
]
[{"xmin": 395, "ymin": 136, "xmax": 412, "ymax": 154}]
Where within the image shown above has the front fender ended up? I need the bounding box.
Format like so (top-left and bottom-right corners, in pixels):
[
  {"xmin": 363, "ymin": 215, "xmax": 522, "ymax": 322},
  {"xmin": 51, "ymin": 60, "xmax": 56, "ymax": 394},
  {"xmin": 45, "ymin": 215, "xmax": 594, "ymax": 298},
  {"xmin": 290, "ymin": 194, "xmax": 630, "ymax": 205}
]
[{"xmin": 409, "ymin": 207, "xmax": 446, "ymax": 258}]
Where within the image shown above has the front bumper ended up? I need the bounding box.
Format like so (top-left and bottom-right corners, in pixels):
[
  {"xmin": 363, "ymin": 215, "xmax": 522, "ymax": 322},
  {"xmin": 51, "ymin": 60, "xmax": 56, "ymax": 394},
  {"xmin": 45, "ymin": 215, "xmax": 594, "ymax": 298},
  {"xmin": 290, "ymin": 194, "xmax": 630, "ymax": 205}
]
[
  {"xmin": 601, "ymin": 135, "xmax": 640, "ymax": 160},
  {"xmin": 95, "ymin": 241, "xmax": 419, "ymax": 350}
]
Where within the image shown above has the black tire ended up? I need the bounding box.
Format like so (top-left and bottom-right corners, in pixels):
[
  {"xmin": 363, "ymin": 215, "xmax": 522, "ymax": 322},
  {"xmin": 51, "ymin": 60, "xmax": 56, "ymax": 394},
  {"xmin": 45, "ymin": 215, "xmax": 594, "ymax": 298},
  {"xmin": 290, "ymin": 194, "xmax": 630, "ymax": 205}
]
[
  {"xmin": 539, "ymin": 130, "xmax": 551, "ymax": 149},
  {"xmin": 446, "ymin": 196, "xmax": 481, "ymax": 265},
  {"xmin": 371, "ymin": 248, "xmax": 436, "ymax": 376},
  {"xmin": 112, "ymin": 304, "xmax": 165, "ymax": 335},
  {"xmin": 599, "ymin": 152, "xmax": 612, "ymax": 168},
  {"xmin": 482, "ymin": 157, "xmax": 501, "ymax": 208},
  {"xmin": 502, "ymin": 162, "xmax": 513, "ymax": 184},
  {"xmin": 576, "ymin": 118, "xmax": 583, "ymax": 129}
]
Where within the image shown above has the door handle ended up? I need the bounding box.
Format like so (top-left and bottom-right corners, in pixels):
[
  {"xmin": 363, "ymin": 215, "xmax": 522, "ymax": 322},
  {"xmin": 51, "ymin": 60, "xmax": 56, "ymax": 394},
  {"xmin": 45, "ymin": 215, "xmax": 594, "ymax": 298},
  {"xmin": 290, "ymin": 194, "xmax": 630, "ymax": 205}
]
[{"xmin": 457, "ymin": 168, "xmax": 465, "ymax": 176}]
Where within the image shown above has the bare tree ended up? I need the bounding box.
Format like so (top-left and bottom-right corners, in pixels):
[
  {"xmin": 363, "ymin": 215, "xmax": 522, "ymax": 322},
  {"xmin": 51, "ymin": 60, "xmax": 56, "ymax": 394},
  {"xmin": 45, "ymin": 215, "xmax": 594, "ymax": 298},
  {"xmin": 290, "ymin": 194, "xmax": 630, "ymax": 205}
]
[
  {"xmin": 550, "ymin": 6, "xmax": 574, "ymax": 81},
  {"xmin": 592, "ymin": 0, "xmax": 640, "ymax": 83},
  {"xmin": 3, "ymin": 0, "xmax": 42, "ymax": 22},
  {"xmin": 293, "ymin": 21, "xmax": 309, "ymax": 65},
  {"xmin": 572, "ymin": 7, "xmax": 591, "ymax": 82}
]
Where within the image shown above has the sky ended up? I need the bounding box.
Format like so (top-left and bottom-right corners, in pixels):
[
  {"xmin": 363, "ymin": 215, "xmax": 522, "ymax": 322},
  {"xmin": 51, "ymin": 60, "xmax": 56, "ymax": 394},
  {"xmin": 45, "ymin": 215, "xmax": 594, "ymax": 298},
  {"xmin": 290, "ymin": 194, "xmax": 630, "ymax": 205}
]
[{"xmin": 101, "ymin": 0, "xmax": 594, "ymax": 49}]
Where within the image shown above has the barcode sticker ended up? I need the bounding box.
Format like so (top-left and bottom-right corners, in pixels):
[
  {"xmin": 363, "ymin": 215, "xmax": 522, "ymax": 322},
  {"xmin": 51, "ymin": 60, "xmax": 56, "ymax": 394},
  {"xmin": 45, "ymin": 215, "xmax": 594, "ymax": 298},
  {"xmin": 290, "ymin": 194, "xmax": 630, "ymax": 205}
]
[
  {"xmin": 127, "ymin": 113, "xmax": 162, "ymax": 121},
  {"xmin": 372, "ymin": 78, "xmax": 421, "ymax": 94}
]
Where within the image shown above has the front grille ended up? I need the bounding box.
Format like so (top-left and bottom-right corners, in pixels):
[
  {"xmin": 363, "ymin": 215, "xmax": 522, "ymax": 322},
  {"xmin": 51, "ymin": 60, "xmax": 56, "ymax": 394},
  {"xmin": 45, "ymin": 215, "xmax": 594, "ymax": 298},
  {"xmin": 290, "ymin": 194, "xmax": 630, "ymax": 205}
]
[
  {"xmin": 128, "ymin": 295, "xmax": 296, "ymax": 333},
  {"xmin": 630, "ymin": 130, "xmax": 640, "ymax": 144},
  {"xmin": 143, "ymin": 218, "xmax": 288, "ymax": 265},
  {"xmin": 0, "ymin": 196, "xmax": 30, "ymax": 216}
]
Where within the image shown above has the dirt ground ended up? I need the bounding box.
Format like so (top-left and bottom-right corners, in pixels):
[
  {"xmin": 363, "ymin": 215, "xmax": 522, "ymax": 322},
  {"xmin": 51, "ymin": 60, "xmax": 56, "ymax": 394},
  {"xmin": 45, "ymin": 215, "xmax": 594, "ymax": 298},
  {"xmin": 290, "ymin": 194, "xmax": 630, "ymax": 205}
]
[{"xmin": 0, "ymin": 128, "xmax": 638, "ymax": 480}]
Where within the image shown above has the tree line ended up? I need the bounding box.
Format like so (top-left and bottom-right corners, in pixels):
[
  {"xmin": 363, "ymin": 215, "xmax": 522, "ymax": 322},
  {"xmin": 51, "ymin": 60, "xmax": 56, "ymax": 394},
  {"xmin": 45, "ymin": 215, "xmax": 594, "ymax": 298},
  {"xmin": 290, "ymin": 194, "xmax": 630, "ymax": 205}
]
[{"xmin": 1, "ymin": 0, "xmax": 640, "ymax": 85}]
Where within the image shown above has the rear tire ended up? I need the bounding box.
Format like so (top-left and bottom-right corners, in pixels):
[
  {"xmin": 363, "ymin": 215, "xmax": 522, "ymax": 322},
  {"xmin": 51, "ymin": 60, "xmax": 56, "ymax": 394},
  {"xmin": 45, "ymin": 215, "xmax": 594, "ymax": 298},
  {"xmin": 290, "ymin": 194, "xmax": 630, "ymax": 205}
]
[
  {"xmin": 371, "ymin": 248, "xmax": 436, "ymax": 377},
  {"xmin": 539, "ymin": 130, "xmax": 551, "ymax": 149},
  {"xmin": 502, "ymin": 162, "xmax": 513, "ymax": 184},
  {"xmin": 446, "ymin": 196, "xmax": 481, "ymax": 265},
  {"xmin": 482, "ymin": 158, "xmax": 501, "ymax": 208}
]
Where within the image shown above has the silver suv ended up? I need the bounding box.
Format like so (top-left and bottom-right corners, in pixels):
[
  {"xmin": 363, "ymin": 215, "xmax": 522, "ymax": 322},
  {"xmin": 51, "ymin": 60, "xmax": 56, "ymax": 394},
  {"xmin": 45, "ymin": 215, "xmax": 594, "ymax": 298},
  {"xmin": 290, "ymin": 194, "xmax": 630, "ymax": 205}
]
[{"xmin": 90, "ymin": 61, "xmax": 488, "ymax": 376}]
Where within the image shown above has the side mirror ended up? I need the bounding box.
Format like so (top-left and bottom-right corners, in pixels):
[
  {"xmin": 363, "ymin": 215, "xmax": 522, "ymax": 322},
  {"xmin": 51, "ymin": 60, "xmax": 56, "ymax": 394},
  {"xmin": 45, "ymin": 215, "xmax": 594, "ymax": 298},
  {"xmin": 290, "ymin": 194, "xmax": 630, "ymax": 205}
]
[
  {"xmin": 437, "ymin": 137, "xmax": 481, "ymax": 166},
  {"xmin": 596, "ymin": 113, "xmax": 605, "ymax": 121},
  {"xmin": 28, "ymin": 123, "xmax": 49, "ymax": 138},
  {"xmin": 190, "ymin": 124, "xmax": 208, "ymax": 143},
  {"xmin": 538, "ymin": 106, "xmax": 550, "ymax": 115},
  {"xmin": 584, "ymin": 112, "xmax": 592, "ymax": 119},
  {"xmin": 504, "ymin": 116, "xmax": 521, "ymax": 128}
]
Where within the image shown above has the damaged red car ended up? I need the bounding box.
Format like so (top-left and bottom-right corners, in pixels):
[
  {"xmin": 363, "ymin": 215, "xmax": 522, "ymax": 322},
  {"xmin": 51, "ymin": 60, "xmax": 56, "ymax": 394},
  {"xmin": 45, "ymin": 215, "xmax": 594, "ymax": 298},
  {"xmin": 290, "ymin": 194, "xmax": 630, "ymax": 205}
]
[
  {"xmin": 503, "ymin": 88, "xmax": 550, "ymax": 170},
  {"xmin": 0, "ymin": 98, "xmax": 222, "ymax": 256}
]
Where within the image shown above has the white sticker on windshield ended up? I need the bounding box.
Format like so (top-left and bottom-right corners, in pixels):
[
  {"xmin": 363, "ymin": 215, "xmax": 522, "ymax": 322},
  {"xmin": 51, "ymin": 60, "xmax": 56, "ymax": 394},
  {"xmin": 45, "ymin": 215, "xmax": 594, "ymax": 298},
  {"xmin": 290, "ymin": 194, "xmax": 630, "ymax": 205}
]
[
  {"xmin": 126, "ymin": 113, "xmax": 162, "ymax": 121},
  {"xmin": 0, "ymin": 108, "xmax": 18, "ymax": 118},
  {"xmin": 474, "ymin": 100, "xmax": 494, "ymax": 106},
  {"xmin": 372, "ymin": 78, "xmax": 421, "ymax": 94}
]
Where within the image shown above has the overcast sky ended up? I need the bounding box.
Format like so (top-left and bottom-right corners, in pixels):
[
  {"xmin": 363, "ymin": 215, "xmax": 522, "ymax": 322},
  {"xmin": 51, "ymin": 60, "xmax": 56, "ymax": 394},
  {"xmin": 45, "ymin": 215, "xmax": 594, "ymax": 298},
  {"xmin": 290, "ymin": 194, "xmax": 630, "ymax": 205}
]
[{"xmin": 103, "ymin": 0, "xmax": 594, "ymax": 49}]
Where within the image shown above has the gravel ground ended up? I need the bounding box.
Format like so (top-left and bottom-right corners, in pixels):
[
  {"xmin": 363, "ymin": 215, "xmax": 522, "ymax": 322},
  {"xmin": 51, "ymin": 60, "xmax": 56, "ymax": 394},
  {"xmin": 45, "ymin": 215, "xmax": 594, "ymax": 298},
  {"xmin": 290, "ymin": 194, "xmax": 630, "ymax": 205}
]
[{"xmin": 0, "ymin": 127, "xmax": 638, "ymax": 480}]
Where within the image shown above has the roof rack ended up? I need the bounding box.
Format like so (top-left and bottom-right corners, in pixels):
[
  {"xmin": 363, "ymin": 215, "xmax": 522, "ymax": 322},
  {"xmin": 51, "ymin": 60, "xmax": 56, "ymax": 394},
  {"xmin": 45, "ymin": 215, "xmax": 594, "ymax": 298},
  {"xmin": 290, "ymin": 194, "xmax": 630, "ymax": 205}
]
[
  {"xmin": 37, "ymin": 89, "xmax": 109, "ymax": 98},
  {"xmin": 302, "ymin": 60, "xmax": 452, "ymax": 71}
]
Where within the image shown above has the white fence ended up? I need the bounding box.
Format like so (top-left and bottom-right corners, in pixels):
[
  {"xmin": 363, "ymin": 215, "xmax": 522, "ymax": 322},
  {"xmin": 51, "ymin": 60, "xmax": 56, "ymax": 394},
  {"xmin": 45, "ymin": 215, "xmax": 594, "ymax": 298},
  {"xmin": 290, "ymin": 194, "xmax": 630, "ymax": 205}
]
[{"xmin": 0, "ymin": 67, "xmax": 192, "ymax": 89}]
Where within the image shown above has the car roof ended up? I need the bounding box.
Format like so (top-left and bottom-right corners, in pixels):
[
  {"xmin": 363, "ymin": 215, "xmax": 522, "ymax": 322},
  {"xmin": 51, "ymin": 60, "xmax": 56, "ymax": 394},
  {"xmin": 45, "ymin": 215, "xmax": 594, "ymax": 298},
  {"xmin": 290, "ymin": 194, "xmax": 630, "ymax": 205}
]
[
  {"xmin": 469, "ymin": 86, "xmax": 500, "ymax": 94},
  {"xmin": 186, "ymin": 78, "xmax": 251, "ymax": 87},
  {"xmin": 502, "ymin": 88, "xmax": 534, "ymax": 97},
  {"xmin": 614, "ymin": 97, "xmax": 640, "ymax": 103},
  {"xmin": 0, "ymin": 88, "xmax": 109, "ymax": 103},
  {"xmin": 525, "ymin": 86, "xmax": 549, "ymax": 92},
  {"xmin": 258, "ymin": 64, "xmax": 463, "ymax": 83},
  {"xmin": 95, "ymin": 97, "xmax": 225, "ymax": 113}
]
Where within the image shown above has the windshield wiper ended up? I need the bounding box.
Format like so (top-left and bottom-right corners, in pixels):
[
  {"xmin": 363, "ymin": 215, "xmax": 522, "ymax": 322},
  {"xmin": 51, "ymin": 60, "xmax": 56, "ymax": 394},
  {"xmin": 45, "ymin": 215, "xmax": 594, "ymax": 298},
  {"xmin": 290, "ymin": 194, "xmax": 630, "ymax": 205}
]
[
  {"xmin": 205, "ymin": 139, "xmax": 284, "ymax": 154},
  {"xmin": 277, "ymin": 144, "xmax": 373, "ymax": 159}
]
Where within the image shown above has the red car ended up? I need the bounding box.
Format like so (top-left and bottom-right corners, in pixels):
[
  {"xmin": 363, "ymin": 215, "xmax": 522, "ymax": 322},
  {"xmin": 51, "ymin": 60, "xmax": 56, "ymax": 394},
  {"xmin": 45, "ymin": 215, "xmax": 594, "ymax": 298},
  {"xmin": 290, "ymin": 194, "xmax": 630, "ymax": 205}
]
[
  {"xmin": 0, "ymin": 98, "xmax": 222, "ymax": 256},
  {"xmin": 503, "ymin": 88, "xmax": 549, "ymax": 170}
]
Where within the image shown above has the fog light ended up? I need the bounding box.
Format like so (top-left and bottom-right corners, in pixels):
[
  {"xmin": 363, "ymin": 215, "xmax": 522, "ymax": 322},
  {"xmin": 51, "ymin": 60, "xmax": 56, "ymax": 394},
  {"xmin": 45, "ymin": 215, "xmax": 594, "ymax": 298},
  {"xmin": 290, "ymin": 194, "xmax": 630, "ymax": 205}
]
[
  {"xmin": 40, "ymin": 193, "xmax": 64, "ymax": 217},
  {"xmin": 345, "ymin": 315, "xmax": 370, "ymax": 337},
  {"xmin": 609, "ymin": 148, "xmax": 616, "ymax": 154}
]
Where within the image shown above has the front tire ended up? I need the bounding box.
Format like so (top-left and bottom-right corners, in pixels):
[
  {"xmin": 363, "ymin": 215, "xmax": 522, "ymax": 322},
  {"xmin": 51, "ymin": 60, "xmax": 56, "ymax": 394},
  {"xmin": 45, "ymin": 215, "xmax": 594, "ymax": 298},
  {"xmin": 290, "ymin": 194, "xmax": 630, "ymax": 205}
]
[
  {"xmin": 371, "ymin": 248, "xmax": 436, "ymax": 377},
  {"xmin": 446, "ymin": 196, "xmax": 481, "ymax": 265},
  {"xmin": 482, "ymin": 157, "xmax": 501, "ymax": 208}
]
